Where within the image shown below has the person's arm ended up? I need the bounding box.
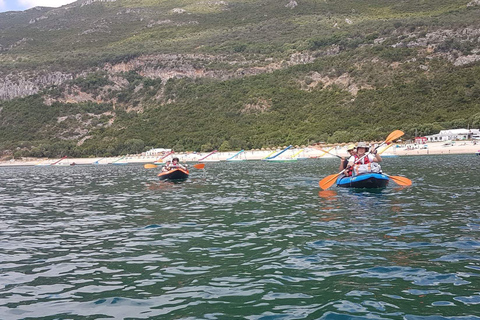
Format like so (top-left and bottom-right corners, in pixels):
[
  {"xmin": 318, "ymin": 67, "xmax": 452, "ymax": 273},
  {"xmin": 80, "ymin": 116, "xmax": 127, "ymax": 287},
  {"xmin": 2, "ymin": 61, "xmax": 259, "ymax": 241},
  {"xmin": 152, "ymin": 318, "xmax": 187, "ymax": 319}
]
[
  {"xmin": 371, "ymin": 150, "xmax": 382, "ymax": 163},
  {"xmin": 347, "ymin": 155, "xmax": 355, "ymax": 167},
  {"xmin": 339, "ymin": 157, "xmax": 346, "ymax": 171}
]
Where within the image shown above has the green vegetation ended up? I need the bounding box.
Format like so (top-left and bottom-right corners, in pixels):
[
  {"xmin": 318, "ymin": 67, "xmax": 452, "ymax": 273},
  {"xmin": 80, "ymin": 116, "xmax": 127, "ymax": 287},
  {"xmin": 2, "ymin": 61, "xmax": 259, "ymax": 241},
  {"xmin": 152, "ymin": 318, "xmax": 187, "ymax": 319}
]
[
  {"xmin": 71, "ymin": 71, "xmax": 112, "ymax": 94},
  {"xmin": 2, "ymin": 52, "xmax": 479, "ymax": 157},
  {"xmin": 0, "ymin": 0, "xmax": 480, "ymax": 157},
  {"xmin": 1, "ymin": 0, "xmax": 478, "ymax": 71}
]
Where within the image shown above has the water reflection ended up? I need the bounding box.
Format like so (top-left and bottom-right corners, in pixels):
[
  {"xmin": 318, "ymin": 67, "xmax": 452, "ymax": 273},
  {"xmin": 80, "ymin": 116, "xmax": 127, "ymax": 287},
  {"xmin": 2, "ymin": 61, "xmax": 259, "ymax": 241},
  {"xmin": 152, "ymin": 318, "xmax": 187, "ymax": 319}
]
[
  {"xmin": 318, "ymin": 190, "xmax": 337, "ymax": 200},
  {"xmin": 0, "ymin": 156, "xmax": 479, "ymax": 319}
]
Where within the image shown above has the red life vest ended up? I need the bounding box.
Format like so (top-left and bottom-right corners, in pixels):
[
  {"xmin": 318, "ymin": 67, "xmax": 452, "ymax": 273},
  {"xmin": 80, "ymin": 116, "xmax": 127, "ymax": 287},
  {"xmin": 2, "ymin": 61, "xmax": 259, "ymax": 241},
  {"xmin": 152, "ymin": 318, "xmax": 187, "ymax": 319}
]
[{"xmin": 354, "ymin": 154, "xmax": 371, "ymax": 165}]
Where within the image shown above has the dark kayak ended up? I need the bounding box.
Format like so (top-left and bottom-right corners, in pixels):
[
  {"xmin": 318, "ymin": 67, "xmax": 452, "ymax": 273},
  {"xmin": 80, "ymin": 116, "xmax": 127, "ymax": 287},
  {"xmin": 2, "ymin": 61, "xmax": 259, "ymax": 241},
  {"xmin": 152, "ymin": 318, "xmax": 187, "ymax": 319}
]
[
  {"xmin": 158, "ymin": 168, "xmax": 189, "ymax": 181},
  {"xmin": 336, "ymin": 173, "xmax": 389, "ymax": 188}
]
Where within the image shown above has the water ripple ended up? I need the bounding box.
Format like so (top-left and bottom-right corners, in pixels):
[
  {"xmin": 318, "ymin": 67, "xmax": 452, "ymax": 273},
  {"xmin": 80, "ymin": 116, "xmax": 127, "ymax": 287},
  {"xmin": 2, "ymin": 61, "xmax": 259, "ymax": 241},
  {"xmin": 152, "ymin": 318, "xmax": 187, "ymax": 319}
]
[{"xmin": 0, "ymin": 156, "xmax": 479, "ymax": 319}]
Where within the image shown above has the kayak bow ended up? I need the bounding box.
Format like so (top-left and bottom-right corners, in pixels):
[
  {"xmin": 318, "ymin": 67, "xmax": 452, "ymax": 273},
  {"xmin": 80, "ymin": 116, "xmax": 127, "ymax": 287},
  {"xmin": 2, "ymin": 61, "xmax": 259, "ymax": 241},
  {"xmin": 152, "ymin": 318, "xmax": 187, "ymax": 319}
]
[
  {"xmin": 336, "ymin": 173, "xmax": 389, "ymax": 189},
  {"xmin": 158, "ymin": 168, "xmax": 189, "ymax": 181}
]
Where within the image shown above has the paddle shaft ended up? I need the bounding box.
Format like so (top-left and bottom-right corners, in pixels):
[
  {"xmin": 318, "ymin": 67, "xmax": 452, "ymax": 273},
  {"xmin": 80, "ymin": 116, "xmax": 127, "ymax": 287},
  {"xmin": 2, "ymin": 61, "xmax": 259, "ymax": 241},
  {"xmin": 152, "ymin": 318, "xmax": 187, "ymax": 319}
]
[
  {"xmin": 319, "ymin": 149, "xmax": 342, "ymax": 159},
  {"xmin": 145, "ymin": 163, "xmax": 204, "ymax": 169},
  {"xmin": 321, "ymin": 142, "xmax": 383, "ymax": 163}
]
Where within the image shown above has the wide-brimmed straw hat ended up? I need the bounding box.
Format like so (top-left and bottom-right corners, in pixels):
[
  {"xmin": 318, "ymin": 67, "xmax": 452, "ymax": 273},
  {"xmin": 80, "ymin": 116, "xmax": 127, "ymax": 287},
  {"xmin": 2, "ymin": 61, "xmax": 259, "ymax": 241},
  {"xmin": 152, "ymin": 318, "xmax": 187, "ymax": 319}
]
[
  {"xmin": 346, "ymin": 144, "xmax": 356, "ymax": 151},
  {"xmin": 356, "ymin": 142, "xmax": 369, "ymax": 151}
]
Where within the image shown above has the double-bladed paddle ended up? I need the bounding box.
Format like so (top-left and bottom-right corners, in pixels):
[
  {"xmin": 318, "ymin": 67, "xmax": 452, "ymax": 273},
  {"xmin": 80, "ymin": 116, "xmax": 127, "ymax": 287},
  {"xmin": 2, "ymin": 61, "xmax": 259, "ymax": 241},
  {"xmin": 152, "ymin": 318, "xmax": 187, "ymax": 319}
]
[
  {"xmin": 316, "ymin": 146, "xmax": 412, "ymax": 187},
  {"xmin": 144, "ymin": 163, "xmax": 205, "ymax": 169},
  {"xmin": 319, "ymin": 130, "xmax": 405, "ymax": 190}
]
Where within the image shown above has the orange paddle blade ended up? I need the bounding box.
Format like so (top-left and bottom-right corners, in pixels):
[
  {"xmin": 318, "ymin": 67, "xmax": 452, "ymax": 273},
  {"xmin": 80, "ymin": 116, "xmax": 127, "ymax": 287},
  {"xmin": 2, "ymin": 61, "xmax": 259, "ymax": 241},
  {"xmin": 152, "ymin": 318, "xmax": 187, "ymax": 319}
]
[
  {"xmin": 388, "ymin": 175, "xmax": 412, "ymax": 186},
  {"xmin": 378, "ymin": 143, "xmax": 393, "ymax": 155},
  {"xmin": 385, "ymin": 130, "xmax": 404, "ymax": 144},
  {"xmin": 144, "ymin": 164, "xmax": 158, "ymax": 169},
  {"xmin": 319, "ymin": 173, "xmax": 341, "ymax": 190},
  {"xmin": 193, "ymin": 163, "xmax": 205, "ymax": 169}
]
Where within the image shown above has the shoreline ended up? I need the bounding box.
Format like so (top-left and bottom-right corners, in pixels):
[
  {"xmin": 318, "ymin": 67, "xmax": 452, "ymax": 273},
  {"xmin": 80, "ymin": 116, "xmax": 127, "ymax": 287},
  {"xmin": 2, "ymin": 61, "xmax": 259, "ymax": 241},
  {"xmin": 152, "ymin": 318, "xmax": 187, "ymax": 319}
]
[{"xmin": 1, "ymin": 141, "xmax": 478, "ymax": 167}]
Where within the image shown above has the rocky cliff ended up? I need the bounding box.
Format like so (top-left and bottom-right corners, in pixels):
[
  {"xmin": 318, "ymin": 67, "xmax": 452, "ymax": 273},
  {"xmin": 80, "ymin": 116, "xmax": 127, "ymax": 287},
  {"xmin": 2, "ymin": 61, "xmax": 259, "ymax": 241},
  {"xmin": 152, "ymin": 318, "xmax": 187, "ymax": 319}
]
[{"xmin": 1, "ymin": 0, "xmax": 479, "ymax": 156}]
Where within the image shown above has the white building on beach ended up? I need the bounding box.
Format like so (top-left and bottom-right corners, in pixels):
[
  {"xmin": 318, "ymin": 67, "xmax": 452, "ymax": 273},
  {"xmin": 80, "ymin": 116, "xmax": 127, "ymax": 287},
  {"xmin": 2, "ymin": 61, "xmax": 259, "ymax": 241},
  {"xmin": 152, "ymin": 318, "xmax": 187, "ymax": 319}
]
[
  {"xmin": 425, "ymin": 129, "xmax": 480, "ymax": 142},
  {"xmin": 145, "ymin": 148, "xmax": 172, "ymax": 156}
]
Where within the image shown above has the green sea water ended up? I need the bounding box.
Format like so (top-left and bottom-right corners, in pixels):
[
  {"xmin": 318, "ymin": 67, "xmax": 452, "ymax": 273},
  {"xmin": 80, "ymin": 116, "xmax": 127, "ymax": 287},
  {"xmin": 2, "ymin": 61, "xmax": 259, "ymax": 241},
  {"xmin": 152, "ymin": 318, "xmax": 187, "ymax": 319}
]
[{"xmin": 0, "ymin": 155, "xmax": 479, "ymax": 319}]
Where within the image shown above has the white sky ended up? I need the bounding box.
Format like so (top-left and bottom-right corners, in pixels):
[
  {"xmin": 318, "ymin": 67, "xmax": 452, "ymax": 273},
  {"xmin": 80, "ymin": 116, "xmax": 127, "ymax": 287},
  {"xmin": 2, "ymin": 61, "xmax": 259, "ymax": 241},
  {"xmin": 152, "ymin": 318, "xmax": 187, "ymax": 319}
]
[
  {"xmin": 1, "ymin": 0, "xmax": 76, "ymax": 12},
  {"xmin": 19, "ymin": 0, "xmax": 76, "ymax": 7}
]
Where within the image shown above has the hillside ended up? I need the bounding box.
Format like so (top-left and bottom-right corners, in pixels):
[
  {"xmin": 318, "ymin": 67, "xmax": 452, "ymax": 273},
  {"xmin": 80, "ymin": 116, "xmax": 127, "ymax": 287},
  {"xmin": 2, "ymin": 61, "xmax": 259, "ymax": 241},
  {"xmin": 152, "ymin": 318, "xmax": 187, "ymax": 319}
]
[{"xmin": 1, "ymin": 0, "xmax": 480, "ymax": 158}]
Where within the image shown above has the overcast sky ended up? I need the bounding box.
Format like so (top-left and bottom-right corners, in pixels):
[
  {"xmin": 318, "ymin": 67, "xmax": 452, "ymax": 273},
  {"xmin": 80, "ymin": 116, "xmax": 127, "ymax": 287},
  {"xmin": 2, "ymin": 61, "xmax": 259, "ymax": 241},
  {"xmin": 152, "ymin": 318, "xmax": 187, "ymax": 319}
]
[{"xmin": 0, "ymin": 0, "xmax": 76, "ymax": 13}]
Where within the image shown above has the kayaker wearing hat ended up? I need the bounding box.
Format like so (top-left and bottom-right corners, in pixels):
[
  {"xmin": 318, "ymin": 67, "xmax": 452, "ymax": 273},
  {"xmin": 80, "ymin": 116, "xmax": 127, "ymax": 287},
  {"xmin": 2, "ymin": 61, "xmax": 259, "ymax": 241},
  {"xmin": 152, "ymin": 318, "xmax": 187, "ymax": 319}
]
[
  {"xmin": 348, "ymin": 142, "xmax": 382, "ymax": 167},
  {"xmin": 339, "ymin": 144, "xmax": 356, "ymax": 171}
]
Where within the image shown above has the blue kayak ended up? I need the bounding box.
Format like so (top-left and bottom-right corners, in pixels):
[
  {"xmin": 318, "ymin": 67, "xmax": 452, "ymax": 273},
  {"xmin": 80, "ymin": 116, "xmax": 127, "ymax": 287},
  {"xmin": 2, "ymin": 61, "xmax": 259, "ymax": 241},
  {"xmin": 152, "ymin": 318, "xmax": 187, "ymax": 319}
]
[{"xmin": 337, "ymin": 173, "xmax": 389, "ymax": 188}]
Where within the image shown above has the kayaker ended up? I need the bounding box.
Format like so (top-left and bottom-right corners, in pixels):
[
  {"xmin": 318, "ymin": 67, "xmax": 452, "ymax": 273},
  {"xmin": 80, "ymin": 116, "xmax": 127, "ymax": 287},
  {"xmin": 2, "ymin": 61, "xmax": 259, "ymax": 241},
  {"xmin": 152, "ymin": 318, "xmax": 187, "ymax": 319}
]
[
  {"xmin": 161, "ymin": 160, "xmax": 172, "ymax": 172},
  {"xmin": 171, "ymin": 157, "xmax": 187, "ymax": 170},
  {"xmin": 339, "ymin": 144, "xmax": 356, "ymax": 171},
  {"xmin": 345, "ymin": 142, "xmax": 382, "ymax": 176},
  {"xmin": 348, "ymin": 142, "xmax": 382, "ymax": 166}
]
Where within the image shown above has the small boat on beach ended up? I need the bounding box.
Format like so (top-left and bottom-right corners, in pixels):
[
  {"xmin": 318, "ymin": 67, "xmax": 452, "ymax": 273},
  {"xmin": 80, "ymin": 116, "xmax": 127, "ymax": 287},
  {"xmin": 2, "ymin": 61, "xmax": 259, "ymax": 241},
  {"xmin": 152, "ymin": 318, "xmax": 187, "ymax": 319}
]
[
  {"xmin": 158, "ymin": 168, "xmax": 189, "ymax": 181},
  {"xmin": 54, "ymin": 162, "xmax": 76, "ymax": 166},
  {"xmin": 336, "ymin": 173, "xmax": 389, "ymax": 189}
]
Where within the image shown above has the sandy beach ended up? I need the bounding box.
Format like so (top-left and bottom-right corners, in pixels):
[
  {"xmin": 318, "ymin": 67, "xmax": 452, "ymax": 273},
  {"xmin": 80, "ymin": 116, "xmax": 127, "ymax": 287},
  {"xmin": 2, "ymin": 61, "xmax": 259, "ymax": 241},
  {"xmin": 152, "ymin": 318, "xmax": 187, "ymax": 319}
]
[{"xmin": 1, "ymin": 141, "xmax": 478, "ymax": 167}]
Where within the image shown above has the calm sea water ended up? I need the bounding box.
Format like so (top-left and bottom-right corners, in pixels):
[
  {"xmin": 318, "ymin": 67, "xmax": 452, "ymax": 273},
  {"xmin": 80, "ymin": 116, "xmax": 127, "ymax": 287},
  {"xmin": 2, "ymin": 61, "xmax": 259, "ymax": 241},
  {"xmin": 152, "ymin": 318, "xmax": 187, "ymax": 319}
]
[{"xmin": 0, "ymin": 155, "xmax": 479, "ymax": 319}]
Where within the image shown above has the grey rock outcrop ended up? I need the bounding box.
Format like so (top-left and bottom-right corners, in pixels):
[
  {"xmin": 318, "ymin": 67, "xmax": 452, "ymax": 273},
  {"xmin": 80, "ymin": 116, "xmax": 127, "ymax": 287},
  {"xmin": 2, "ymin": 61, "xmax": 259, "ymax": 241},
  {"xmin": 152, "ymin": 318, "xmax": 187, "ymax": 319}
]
[
  {"xmin": 454, "ymin": 54, "xmax": 480, "ymax": 66},
  {"xmin": 285, "ymin": 1, "xmax": 298, "ymax": 9},
  {"xmin": 0, "ymin": 72, "xmax": 73, "ymax": 100}
]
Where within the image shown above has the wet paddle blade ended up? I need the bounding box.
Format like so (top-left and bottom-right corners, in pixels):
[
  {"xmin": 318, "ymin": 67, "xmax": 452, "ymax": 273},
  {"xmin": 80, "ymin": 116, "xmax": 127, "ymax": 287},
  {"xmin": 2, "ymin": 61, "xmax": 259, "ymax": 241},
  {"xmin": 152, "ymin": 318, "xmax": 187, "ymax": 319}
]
[
  {"xmin": 144, "ymin": 164, "xmax": 158, "ymax": 169},
  {"xmin": 388, "ymin": 175, "xmax": 412, "ymax": 186},
  {"xmin": 193, "ymin": 163, "xmax": 205, "ymax": 169},
  {"xmin": 319, "ymin": 173, "xmax": 341, "ymax": 190}
]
